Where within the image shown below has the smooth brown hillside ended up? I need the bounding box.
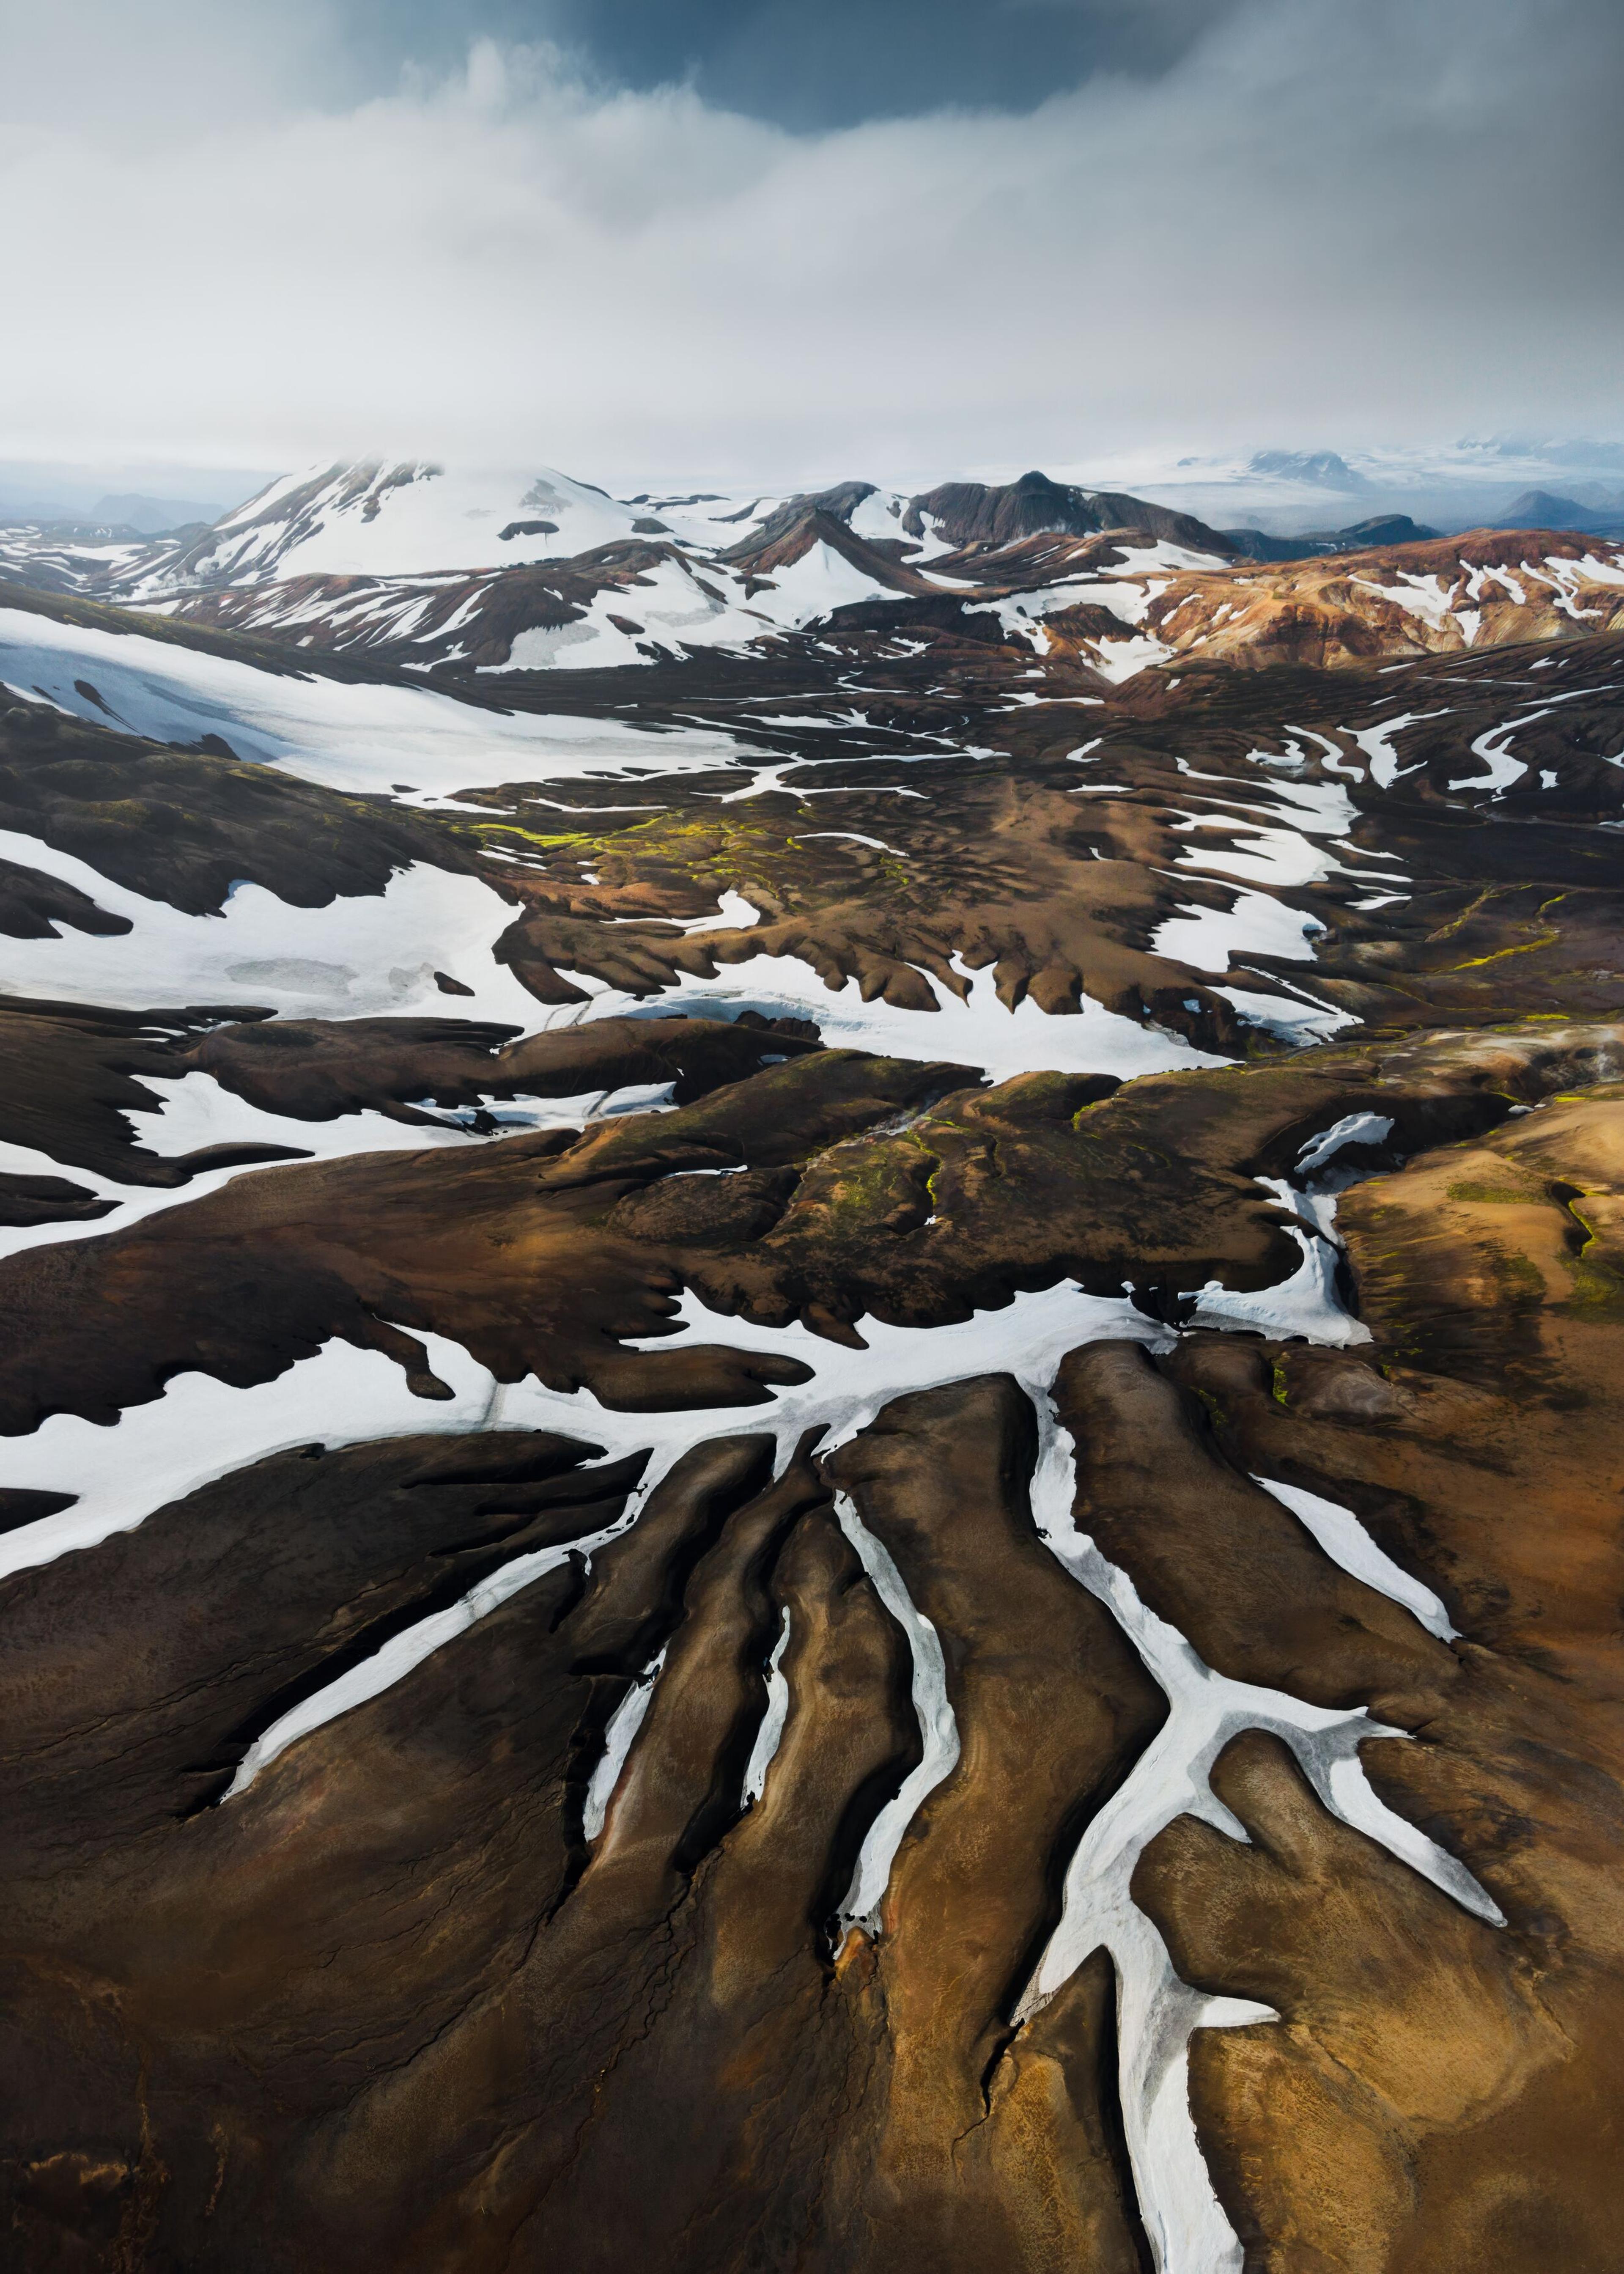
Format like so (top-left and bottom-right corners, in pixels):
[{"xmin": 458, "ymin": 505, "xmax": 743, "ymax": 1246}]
[
  {"xmin": 2, "ymin": 1027, "xmax": 1621, "ymax": 2267},
  {"xmin": 1134, "ymin": 1090, "xmax": 1624, "ymax": 2270}
]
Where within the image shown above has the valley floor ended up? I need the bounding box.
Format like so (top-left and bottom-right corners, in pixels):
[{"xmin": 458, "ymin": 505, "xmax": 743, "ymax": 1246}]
[{"xmin": 1, "ymin": 563, "xmax": 1621, "ymax": 2272}]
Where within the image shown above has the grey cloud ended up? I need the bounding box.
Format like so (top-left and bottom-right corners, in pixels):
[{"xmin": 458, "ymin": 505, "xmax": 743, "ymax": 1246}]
[{"xmin": 0, "ymin": 0, "xmax": 1618, "ymax": 483}]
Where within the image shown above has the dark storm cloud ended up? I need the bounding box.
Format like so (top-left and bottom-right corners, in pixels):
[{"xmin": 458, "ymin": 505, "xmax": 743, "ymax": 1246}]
[{"xmin": 343, "ymin": 0, "xmax": 1242, "ymax": 129}]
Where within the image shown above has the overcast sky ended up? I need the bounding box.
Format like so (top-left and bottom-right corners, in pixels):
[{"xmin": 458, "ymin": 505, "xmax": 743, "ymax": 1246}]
[{"xmin": 1, "ymin": 0, "xmax": 1621, "ymax": 489}]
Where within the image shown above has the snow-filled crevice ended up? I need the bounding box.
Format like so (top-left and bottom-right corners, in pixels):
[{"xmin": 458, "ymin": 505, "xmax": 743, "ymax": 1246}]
[
  {"xmin": 1184, "ymin": 1178, "xmax": 1369, "ymax": 1345},
  {"xmin": 1251, "ymin": 1476, "xmax": 1457, "ymax": 1642},
  {"xmin": 224, "ymin": 1428, "xmax": 697, "ymax": 1800},
  {"xmin": 1183, "ymin": 1106, "xmax": 1399, "ymax": 1346},
  {"xmin": 741, "ymin": 1607, "xmax": 793, "ymax": 1807},
  {"xmin": 831, "ymin": 1489, "xmax": 960, "ymax": 1936},
  {"xmin": 1293, "ymin": 1111, "xmax": 1394, "ymax": 1178},
  {"xmin": 582, "ymin": 1646, "xmax": 668, "ymax": 1841}
]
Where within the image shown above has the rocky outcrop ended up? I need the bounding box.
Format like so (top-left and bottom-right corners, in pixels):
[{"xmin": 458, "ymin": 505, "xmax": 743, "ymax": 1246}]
[{"xmin": 899, "ymin": 470, "xmax": 1233, "ymax": 557}]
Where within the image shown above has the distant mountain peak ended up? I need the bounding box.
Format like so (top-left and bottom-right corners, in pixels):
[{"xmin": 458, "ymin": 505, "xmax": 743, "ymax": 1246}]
[
  {"xmin": 1495, "ymin": 488, "xmax": 1624, "ymax": 536},
  {"xmin": 1246, "ymin": 450, "xmax": 1366, "ymax": 489},
  {"xmin": 90, "ymin": 491, "xmax": 226, "ymax": 535}
]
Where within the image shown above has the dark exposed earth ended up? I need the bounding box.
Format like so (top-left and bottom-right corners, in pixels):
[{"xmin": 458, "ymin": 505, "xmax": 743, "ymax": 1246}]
[{"xmin": 0, "ymin": 464, "xmax": 1621, "ymax": 2272}]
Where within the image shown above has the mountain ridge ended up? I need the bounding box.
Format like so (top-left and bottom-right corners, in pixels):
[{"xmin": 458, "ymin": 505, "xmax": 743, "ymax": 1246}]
[{"xmin": 3, "ymin": 460, "xmax": 1622, "ymax": 689}]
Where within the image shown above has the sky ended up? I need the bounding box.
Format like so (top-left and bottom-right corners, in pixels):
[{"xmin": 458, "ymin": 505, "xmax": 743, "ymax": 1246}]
[{"xmin": 1, "ymin": 0, "xmax": 1621, "ymax": 495}]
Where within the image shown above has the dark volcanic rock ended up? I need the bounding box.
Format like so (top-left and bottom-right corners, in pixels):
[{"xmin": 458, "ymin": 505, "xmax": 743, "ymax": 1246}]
[
  {"xmin": 900, "ymin": 470, "xmax": 1234, "ymax": 558},
  {"xmin": 0, "ymin": 854, "xmax": 131, "ymax": 939}
]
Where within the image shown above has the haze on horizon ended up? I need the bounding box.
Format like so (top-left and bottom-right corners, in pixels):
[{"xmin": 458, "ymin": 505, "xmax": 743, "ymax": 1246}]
[{"xmin": 1, "ymin": 0, "xmax": 1621, "ymax": 491}]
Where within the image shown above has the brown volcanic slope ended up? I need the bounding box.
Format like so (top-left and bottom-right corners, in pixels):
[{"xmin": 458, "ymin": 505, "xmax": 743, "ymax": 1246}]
[
  {"xmin": 0, "ymin": 541, "xmax": 1622, "ymax": 2269},
  {"xmin": 2, "ymin": 1021, "xmax": 1623, "ymax": 2271},
  {"xmin": 1122, "ymin": 530, "xmax": 1624, "ymax": 672},
  {"xmin": 1141, "ymin": 1087, "xmax": 1624, "ymax": 2269},
  {"xmin": 431, "ymin": 630, "xmax": 1624, "ymax": 1058},
  {"xmin": 7, "ymin": 590, "xmax": 1623, "ymax": 1072}
]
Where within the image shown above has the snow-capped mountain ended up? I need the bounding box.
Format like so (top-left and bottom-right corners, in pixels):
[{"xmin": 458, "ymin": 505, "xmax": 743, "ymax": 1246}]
[
  {"xmin": 0, "ymin": 461, "xmax": 1240, "ymax": 674},
  {"xmin": 3, "ymin": 457, "xmax": 1621, "ymax": 687},
  {"xmin": 130, "ymin": 462, "xmax": 662, "ymax": 588}
]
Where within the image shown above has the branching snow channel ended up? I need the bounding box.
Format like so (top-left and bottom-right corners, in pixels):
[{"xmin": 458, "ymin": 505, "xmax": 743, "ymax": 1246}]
[
  {"xmin": 206, "ymin": 1284, "xmax": 1166, "ymax": 1801},
  {"xmin": 1, "ymin": 1174, "xmax": 1506, "ymax": 2274},
  {"xmin": 1016, "ymin": 1386, "xmax": 1503, "ymax": 2274}
]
